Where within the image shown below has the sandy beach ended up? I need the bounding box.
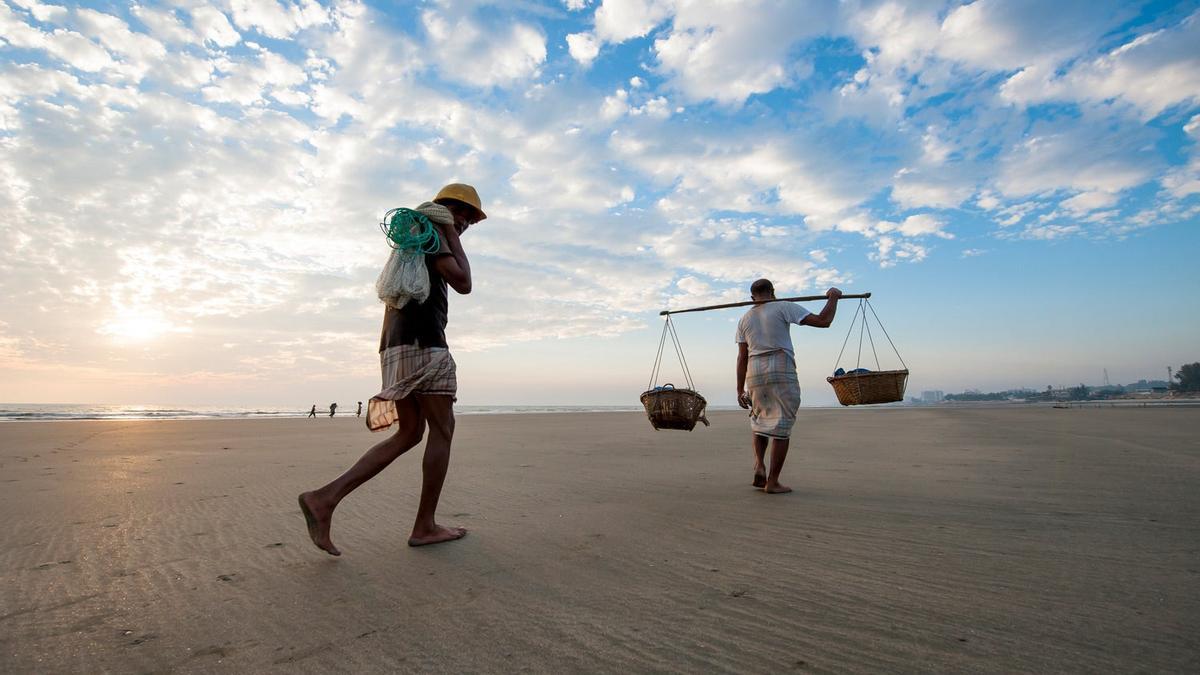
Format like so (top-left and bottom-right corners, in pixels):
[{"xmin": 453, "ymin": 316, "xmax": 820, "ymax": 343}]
[{"xmin": 1, "ymin": 407, "xmax": 1198, "ymax": 673}]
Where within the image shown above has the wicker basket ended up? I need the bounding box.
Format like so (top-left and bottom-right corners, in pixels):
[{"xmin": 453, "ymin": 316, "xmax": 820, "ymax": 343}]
[
  {"xmin": 640, "ymin": 384, "xmax": 710, "ymax": 431},
  {"xmin": 827, "ymin": 369, "xmax": 909, "ymax": 406}
]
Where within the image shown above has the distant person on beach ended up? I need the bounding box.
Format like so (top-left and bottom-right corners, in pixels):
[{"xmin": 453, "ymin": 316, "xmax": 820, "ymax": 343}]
[
  {"xmin": 356, "ymin": 401, "xmax": 362, "ymax": 417},
  {"xmin": 736, "ymin": 280, "xmax": 842, "ymax": 493},
  {"xmin": 308, "ymin": 404, "xmax": 317, "ymax": 418},
  {"xmin": 299, "ymin": 183, "xmax": 484, "ymax": 554},
  {"xmin": 329, "ymin": 402, "xmax": 337, "ymax": 417}
]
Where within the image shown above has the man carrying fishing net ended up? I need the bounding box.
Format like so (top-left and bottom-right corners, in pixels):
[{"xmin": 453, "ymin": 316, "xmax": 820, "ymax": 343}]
[
  {"xmin": 299, "ymin": 183, "xmax": 485, "ymax": 554},
  {"xmin": 736, "ymin": 280, "xmax": 842, "ymax": 493}
]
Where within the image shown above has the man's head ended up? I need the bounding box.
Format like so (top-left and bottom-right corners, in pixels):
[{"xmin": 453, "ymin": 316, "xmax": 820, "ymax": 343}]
[
  {"xmin": 750, "ymin": 278, "xmax": 775, "ymax": 301},
  {"xmin": 433, "ymin": 183, "xmax": 486, "ymax": 233}
]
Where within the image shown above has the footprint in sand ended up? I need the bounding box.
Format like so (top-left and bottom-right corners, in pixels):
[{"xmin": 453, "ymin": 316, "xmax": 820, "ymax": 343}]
[{"xmin": 127, "ymin": 633, "xmax": 159, "ymax": 646}]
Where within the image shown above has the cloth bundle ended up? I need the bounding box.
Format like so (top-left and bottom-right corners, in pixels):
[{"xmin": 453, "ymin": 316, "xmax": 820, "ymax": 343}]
[{"xmin": 375, "ymin": 201, "xmax": 454, "ymax": 309}]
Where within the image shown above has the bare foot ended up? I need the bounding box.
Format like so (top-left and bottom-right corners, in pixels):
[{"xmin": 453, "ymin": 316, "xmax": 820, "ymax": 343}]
[
  {"xmin": 408, "ymin": 525, "xmax": 467, "ymax": 547},
  {"xmin": 763, "ymin": 482, "xmax": 792, "ymax": 494},
  {"xmin": 298, "ymin": 492, "xmax": 341, "ymax": 556},
  {"xmin": 752, "ymin": 470, "xmax": 766, "ymax": 488}
]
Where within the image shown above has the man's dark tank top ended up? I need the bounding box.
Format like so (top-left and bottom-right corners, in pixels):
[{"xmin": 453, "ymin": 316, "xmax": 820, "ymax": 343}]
[{"xmin": 379, "ymin": 252, "xmax": 450, "ymax": 351}]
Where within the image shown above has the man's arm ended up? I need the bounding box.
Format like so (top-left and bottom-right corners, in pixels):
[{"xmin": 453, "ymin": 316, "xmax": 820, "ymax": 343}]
[
  {"xmin": 736, "ymin": 342, "xmax": 750, "ymax": 409},
  {"xmin": 432, "ymin": 225, "xmax": 472, "ymax": 294},
  {"xmin": 800, "ymin": 287, "xmax": 842, "ymax": 328}
]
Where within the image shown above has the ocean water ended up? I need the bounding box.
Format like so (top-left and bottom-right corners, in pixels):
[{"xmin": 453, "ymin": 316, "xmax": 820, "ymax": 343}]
[{"xmin": 0, "ymin": 403, "xmax": 652, "ymax": 422}]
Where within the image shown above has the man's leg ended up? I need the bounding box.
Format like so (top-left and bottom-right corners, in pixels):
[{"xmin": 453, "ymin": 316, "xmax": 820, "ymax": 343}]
[
  {"xmin": 299, "ymin": 396, "xmax": 425, "ymax": 556},
  {"xmin": 408, "ymin": 394, "xmax": 467, "ymax": 546},
  {"xmin": 764, "ymin": 437, "xmax": 792, "ymax": 494},
  {"xmin": 752, "ymin": 433, "xmax": 768, "ymax": 487}
]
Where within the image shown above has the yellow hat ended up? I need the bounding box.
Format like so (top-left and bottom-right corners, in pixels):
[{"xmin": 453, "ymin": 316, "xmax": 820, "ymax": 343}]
[{"xmin": 433, "ymin": 183, "xmax": 486, "ymax": 221}]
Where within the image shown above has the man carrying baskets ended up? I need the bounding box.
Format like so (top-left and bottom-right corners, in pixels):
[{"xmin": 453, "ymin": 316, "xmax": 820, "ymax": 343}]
[
  {"xmin": 299, "ymin": 183, "xmax": 485, "ymax": 554},
  {"xmin": 736, "ymin": 280, "xmax": 842, "ymax": 493}
]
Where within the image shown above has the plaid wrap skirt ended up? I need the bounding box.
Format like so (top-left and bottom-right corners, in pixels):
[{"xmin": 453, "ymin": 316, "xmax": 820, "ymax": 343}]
[
  {"xmin": 366, "ymin": 345, "xmax": 457, "ymax": 432},
  {"xmin": 746, "ymin": 350, "xmax": 802, "ymax": 439}
]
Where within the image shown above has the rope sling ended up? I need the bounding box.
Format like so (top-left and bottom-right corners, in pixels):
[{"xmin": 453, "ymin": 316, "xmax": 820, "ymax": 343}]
[
  {"xmin": 380, "ymin": 207, "xmax": 442, "ymax": 254},
  {"xmin": 827, "ymin": 297, "xmax": 909, "ymax": 405},
  {"xmin": 641, "ymin": 315, "xmax": 710, "ymax": 430},
  {"xmin": 375, "ymin": 204, "xmax": 452, "ymax": 310}
]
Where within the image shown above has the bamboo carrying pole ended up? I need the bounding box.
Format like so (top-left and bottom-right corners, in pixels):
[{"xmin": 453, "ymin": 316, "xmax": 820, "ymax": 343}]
[{"xmin": 659, "ymin": 292, "xmax": 871, "ymax": 316}]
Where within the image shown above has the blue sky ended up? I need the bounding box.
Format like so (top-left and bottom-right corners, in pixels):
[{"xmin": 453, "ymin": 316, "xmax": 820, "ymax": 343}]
[{"xmin": 1, "ymin": 0, "xmax": 1198, "ymax": 407}]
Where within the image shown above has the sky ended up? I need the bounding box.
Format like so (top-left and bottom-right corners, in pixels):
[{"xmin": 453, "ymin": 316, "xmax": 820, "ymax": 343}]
[{"xmin": 1, "ymin": 0, "xmax": 1198, "ymax": 408}]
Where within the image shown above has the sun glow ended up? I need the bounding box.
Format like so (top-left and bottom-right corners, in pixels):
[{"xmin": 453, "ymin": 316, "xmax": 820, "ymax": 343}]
[{"xmin": 99, "ymin": 311, "xmax": 175, "ymax": 343}]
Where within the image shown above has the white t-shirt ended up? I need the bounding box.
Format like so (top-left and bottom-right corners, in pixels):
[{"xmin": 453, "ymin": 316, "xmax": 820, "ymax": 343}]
[{"xmin": 735, "ymin": 302, "xmax": 812, "ymax": 358}]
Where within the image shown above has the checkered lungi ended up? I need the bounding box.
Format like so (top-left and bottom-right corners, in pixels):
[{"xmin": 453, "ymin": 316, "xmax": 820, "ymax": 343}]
[
  {"xmin": 746, "ymin": 349, "xmax": 802, "ymax": 439},
  {"xmin": 366, "ymin": 345, "xmax": 457, "ymax": 431}
]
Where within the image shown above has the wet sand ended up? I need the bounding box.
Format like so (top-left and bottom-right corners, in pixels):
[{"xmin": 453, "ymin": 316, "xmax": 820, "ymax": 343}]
[{"xmin": 1, "ymin": 407, "xmax": 1198, "ymax": 673}]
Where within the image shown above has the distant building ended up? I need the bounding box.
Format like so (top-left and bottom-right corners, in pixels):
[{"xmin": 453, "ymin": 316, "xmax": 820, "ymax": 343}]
[
  {"xmin": 1125, "ymin": 379, "xmax": 1170, "ymax": 394},
  {"xmin": 921, "ymin": 390, "xmax": 944, "ymax": 403}
]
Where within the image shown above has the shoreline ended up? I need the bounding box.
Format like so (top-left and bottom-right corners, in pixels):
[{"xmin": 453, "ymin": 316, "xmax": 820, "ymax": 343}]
[
  {"xmin": 4, "ymin": 398, "xmax": 1200, "ymax": 424},
  {"xmin": 2, "ymin": 396, "xmax": 1200, "ymax": 422}
]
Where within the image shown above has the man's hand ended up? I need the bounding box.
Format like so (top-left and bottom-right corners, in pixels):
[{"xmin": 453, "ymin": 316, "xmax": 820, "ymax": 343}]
[
  {"xmin": 737, "ymin": 391, "xmax": 751, "ymax": 409},
  {"xmin": 440, "ymin": 221, "xmax": 463, "ymax": 247},
  {"xmin": 801, "ymin": 288, "xmax": 842, "ymax": 328}
]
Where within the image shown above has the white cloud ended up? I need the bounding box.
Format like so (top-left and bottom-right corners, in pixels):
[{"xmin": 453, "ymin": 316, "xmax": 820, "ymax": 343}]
[
  {"xmin": 0, "ymin": 5, "xmax": 121, "ymax": 74},
  {"xmin": 189, "ymin": 6, "xmax": 241, "ymax": 47},
  {"xmin": 73, "ymin": 8, "xmax": 166, "ymax": 81},
  {"xmin": 895, "ymin": 213, "xmax": 952, "ymax": 238},
  {"xmin": 600, "ymin": 88, "xmax": 628, "ymax": 120},
  {"xmin": 422, "ymin": 9, "xmax": 546, "ymax": 88},
  {"xmin": 649, "ymin": 218, "xmax": 841, "ymax": 292},
  {"xmin": 1161, "ymin": 148, "xmax": 1200, "ymax": 199},
  {"xmin": 1061, "ymin": 190, "xmax": 1119, "ymax": 214},
  {"xmin": 227, "ymin": 0, "xmax": 329, "ymax": 39},
  {"xmin": 996, "ymin": 116, "xmax": 1158, "ymax": 198},
  {"xmin": 613, "ymin": 127, "xmax": 877, "ymax": 226},
  {"xmin": 869, "ymin": 235, "xmax": 927, "ymax": 268},
  {"xmin": 891, "ymin": 168, "xmax": 975, "ymax": 209},
  {"xmin": 202, "ymin": 47, "xmax": 307, "ymax": 105},
  {"xmin": 131, "ymin": 6, "xmax": 199, "ymax": 45},
  {"xmin": 1017, "ymin": 223, "xmax": 1082, "ymax": 240},
  {"xmin": 833, "ymin": 0, "xmax": 1137, "ymax": 128},
  {"xmin": 593, "ymin": 0, "xmax": 671, "ymax": 43},
  {"xmin": 938, "ymin": 0, "xmax": 1132, "ymax": 71},
  {"xmin": 1000, "ymin": 11, "xmax": 1200, "ymax": 119},
  {"xmin": 843, "ymin": 0, "xmax": 941, "ymax": 70},
  {"xmin": 10, "ymin": 0, "xmax": 67, "ymax": 24},
  {"xmin": 565, "ymin": 32, "xmax": 599, "ymax": 65},
  {"xmin": 652, "ymin": 0, "xmax": 833, "ymax": 105},
  {"xmin": 508, "ymin": 128, "xmax": 636, "ymax": 212}
]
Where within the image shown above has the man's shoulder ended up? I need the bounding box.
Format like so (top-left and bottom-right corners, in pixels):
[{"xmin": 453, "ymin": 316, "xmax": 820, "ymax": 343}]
[{"xmin": 776, "ymin": 302, "xmax": 809, "ymax": 319}]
